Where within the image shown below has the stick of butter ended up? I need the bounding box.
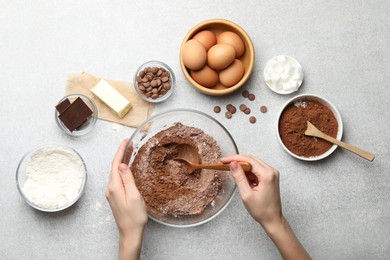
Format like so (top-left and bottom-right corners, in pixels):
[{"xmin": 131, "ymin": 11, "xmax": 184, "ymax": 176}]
[{"xmin": 91, "ymin": 79, "xmax": 132, "ymax": 118}]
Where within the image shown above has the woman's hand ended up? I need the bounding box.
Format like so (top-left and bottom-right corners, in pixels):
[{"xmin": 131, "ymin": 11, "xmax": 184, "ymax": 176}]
[
  {"xmin": 221, "ymin": 155, "xmax": 311, "ymax": 260},
  {"xmin": 221, "ymin": 155, "xmax": 282, "ymax": 228},
  {"xmin": 106, "ymin": 138, "xmax": 148, "ymax": 260}
]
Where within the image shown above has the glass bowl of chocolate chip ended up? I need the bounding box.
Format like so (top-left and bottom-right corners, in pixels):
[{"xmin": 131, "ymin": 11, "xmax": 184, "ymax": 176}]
[
  {"xmin": 123, "ymin": 109, "xmax": 238, "ymax": 227},
  {"xmin": 54, "ymin": 94, "xmax": 98, "ymax": 137},
  {"xmin": 277, "ymin": 94, "xmax": 343, "ymax": 161},
  {"xmin": 133, "ymin": 60, "xmax": 175, "ymax": 103}
]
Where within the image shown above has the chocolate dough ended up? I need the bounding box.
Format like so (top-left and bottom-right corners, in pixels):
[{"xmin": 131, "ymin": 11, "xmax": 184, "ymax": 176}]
[{"xmin": 131, "ymin": 123, "xmax": 224, "ymax": 217}]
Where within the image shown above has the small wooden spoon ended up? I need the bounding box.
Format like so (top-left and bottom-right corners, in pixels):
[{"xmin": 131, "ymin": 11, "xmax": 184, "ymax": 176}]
[
  {"xmin": 304, "ymin": 121, "xmax": 375, "ymax": 161},
  {"xmin": 174, "ymin": 158, "xmax": 252, "ymax": 174}
]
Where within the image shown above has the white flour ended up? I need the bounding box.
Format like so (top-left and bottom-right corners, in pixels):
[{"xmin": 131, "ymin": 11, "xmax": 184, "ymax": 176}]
[{"xmin": 22, "ymin": 145, "xmax": 85, "ymax": 209}]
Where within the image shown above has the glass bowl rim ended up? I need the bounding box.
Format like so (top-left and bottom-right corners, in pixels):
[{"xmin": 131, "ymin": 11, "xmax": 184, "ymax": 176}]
[{"xmin": 122, "ymin": 108, "xmax": 238, "ymax": 227}]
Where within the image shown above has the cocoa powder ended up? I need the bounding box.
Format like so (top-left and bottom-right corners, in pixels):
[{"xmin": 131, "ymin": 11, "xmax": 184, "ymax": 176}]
[
  {"xmin": 279, "ymin": 100, "xmax": 338, "ymax": 157},
  {"xmin": 131, "ymin": 123, "xmax": 225, "ymax": 217}
]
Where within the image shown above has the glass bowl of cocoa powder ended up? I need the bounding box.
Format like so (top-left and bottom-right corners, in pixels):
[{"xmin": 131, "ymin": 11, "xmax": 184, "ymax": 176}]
[
  {"xmin": 123, "ymin": 109, "xmax": 238, "ymax": 227},
  {"xmin": 277, "ymin": 94, "xmax": 343, "ymax": 161}
]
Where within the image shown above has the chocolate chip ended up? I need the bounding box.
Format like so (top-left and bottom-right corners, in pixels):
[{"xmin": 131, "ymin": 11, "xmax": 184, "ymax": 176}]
[
  {"xmin": 248, "ymin": 94, "xmax": 255, "ymax": 101},
  {"xmin": 239, "ymin": 104, "xmax": 247, "ymax": 112},
  {"xmin": 242, "ymin": 90, "xmax": 249, "ymax": 98},
  {"xmin": 214, "ymin": 106, "xmax": 221, "ymax": 113},
  {"xmin": 151, "ymin": 80, "xmax": 158, "ymax": 87},
  {"xmin": 260, "ymin": 105, "xmax": 268, "ymax": 113},
  {"xmin": 226, "ymin": 104, "xmax": 236, "ymax": 114},
  {"xmin": 225, "ymin": 111, "xmax": 232, "ymax": 119},
  {"xmin": 136, "ymin": 66, "xmax": 172, "ymax": 100},
  {"xmin": 244, "ymin": 107, "xmax": 251, "ymax": 115},
  {"xmin": 249, "ymin": 116, "xmax": 256, "ymax": 124}
]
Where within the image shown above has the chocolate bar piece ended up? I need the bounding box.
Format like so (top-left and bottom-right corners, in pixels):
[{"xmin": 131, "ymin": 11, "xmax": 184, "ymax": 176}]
[
  {"xmin": 55, "ymin": 98, "xmax": 71, "ymax": 114},
  {"xmin": 58, "ymin": 97, "xmax": 93, "ymax": 132}
]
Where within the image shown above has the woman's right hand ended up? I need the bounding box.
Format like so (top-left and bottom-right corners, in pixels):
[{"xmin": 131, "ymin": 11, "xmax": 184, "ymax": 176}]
[
  {"xmin": 221, "ymin": 155, "xmax": 283, "ymax": 229},
  {"xmin": 222, "ymin": 155, "xmax": 311, "ymax": 260}
]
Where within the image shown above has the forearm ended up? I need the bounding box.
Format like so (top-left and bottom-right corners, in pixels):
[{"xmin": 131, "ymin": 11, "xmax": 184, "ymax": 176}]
[
  {"xmin": 262, "ymin": 216, "xmax": 311, "ymax": 260},
  {"xmin": 119, "ymin": 232, "xmax": 144, "ymax": 260}
]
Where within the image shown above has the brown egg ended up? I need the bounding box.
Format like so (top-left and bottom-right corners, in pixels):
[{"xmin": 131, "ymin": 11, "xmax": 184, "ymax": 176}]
[
  {"xmin": 182, "ymin": 39, "xmax": 207, "ymax": 70},
  {"xmin": 192, "ymin": 30, "xmax": 217, "ymax": 51},
  {"xmin": 190, "ymin": 65, "xmax": 219, "ymax": 88},
  {"xmin": 207, "ymin": 43, "xmax": 236, "ymax": 70},
  {"xmin": 219, "ymin": 59, "xmax": 245, "ymax": 87},
  {"xmin": 217, "ymin": 31, "xmax": 245, "ymax": 58}
]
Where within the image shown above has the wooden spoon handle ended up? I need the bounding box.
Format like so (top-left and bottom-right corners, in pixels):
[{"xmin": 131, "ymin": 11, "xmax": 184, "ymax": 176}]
[
  {"xmin": 316, "ymin": 133, "xmax": 375, "ymax": 162},
  {"xmin": 199, "ymin": 162, "xmax": 252, "ymax": 172}
]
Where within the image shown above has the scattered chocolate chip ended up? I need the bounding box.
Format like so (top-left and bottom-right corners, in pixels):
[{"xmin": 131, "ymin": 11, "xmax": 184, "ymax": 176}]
[
  {"xmin": 214, "ymin": 106, "xmax": 221, "ymax": 113},
  {"xmin": 225, "ymin": 111, "xmax": 232, "ymax": 119},
  {"xmin": 260, "ymin": 105, "xmax": 268, "ymax": 113},
  {"xmin": 227, "ymin": 104, "xmax": 236, "ymax": 114},
  {"xmin": 239, "ymin": 104, "xmax": 247, "ymax": 112},
  {"xmin": 244, "ymin": 107, "xmax": 251, "ymax": 115},
  {"xmin": 248, "ymin": 94, "xmax": 256, "ymax": 101},
  {"xmin": 249, "ymin": 116, "xmax": 256, "ymax": 124},
  {"xmin": 242, "ymin": 90, "xmax": 249, "ymax": 98}
]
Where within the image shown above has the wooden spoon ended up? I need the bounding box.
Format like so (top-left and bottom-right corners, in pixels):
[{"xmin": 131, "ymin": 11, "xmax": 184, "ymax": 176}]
[
  {"xmin": 174, "ymin": 158, "xmax": 252, "ymax": 174},
  {"xmin": 304, "ymin": 121, "xmax": 375, "ymax": 161}
]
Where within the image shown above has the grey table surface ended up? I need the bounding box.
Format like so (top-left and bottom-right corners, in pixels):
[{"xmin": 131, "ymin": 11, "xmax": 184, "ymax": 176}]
[{"xmin": 1, "ymin": 0, "xmax": 389, "ymax": 259}]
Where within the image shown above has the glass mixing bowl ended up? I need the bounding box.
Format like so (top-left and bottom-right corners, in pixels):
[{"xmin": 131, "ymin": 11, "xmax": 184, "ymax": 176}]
[{"xmin": 123, "ymin": 109, "xmax": 238, "ymax": 227}]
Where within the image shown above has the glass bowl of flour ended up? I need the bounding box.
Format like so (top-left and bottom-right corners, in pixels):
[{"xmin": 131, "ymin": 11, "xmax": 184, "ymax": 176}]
[{"xmin": 16, "ymin": 144, "xmax": 87, "ymax": 212}]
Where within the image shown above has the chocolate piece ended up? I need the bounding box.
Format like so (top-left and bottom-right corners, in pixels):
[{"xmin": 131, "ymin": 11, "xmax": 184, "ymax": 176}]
[
  {"xmin": 226, "ymin": 104, "xmax": 236, "ymax": 114},
  {"xmin": 248, "ymin": 94, "xmax": 255, "ymax": 101},
  {"xmin": 225, "ymin": 111, "xmax": 232, "ymax": 119},
  {"xmin": 136, "ymin": 66, "xmax": 172, "ymax": 100},
  {"xmin": 260, "ymin": 105, "xmax": 268, "ymax": 113},
  {"xmin": 55, "ymin": 98, "xmax": 71, "ymax": 114},
  {"xmin": 58, "ymin": 97, "xmax": 93, "ymax": 132},
  {"xmin": 249, "ymin": 116, "xmax": 256, "ymax": 123},
  {"xmin": 244, "ymin": 107, "xmax": 251, "ymax": 115},
  {"xmin": 242, "ymin": 90, "xmax": 249, "ymax": 98},
  {"xmin": 213, "ymin": 106, "xmax": 221, "ymax": 113},
  {"xmin": 239, "ymin": 104, "xmax": 247, "ymax": 112}
]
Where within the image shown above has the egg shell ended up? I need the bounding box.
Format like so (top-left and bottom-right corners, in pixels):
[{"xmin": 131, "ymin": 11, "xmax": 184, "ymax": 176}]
[
  {"xmin": 217, "ymin": 31, "xmax": 245, "ymax": 58},
  {"xmin": 192, "ymin": 30, "xmax": 217, "ymax": 51},
  {"xmin": 182, "ymin": 39, "xmax": 207, "ymax": 70},
  {"xmin": 207, "ymin": 43, "xmax": 236, "ymax": 70},
  {"xmin": 219, "ymin": 59, "xmax": 245, "ymax": 87},
  {"xmin": 190, "ymin": 65, "xmax": 219, "ymax": 88}
]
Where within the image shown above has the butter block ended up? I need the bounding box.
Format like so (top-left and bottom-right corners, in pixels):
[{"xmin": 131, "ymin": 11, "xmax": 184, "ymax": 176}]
[{"xmin": 91, "ymin": 79, "xmax": 132, "ymax": 118}]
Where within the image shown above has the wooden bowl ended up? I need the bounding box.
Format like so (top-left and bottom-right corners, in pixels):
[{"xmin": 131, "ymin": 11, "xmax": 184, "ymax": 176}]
[{"xmin": 180, "ymin": 19, "xmax": 255, "ymax": 95}]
